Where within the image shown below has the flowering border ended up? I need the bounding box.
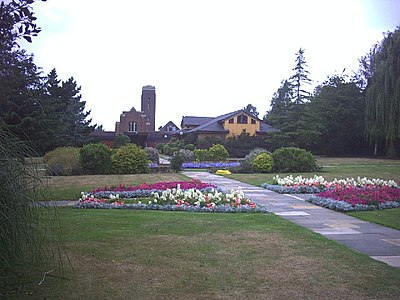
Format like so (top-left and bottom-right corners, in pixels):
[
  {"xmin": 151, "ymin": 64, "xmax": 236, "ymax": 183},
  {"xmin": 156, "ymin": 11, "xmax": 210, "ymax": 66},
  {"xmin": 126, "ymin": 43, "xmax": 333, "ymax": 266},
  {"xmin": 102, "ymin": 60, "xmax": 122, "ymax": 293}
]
[
  {"xmin": 182, "ymin": 162, "xmax": 240, "ymax": 169},
  {"xmin": 261, "ymin": 183, "xmax": 323, "ymax": 194},
  {"xmin": 307, "ymin": 195, "xmax": 400, "ymax": 212},
  {"xmin": 75, "ymin": 182, "xmax": 269, "ymax": 214}
]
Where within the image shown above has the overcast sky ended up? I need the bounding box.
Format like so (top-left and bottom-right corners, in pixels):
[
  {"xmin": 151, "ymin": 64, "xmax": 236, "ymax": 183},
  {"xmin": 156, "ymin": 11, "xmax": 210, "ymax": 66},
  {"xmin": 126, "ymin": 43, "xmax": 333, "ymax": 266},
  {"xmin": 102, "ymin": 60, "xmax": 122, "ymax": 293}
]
[{"xmin": 25, "ymin": 0, "xmax": 400, "ymax": 131}]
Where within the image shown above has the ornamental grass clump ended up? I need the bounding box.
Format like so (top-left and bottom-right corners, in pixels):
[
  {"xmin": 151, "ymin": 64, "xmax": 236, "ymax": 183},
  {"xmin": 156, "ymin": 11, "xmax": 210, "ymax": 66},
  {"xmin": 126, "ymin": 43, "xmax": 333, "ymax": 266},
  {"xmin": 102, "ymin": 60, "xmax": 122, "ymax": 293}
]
[{"xmin": 0, "ymin": 131, "xmax": 60, "ymax": 296}]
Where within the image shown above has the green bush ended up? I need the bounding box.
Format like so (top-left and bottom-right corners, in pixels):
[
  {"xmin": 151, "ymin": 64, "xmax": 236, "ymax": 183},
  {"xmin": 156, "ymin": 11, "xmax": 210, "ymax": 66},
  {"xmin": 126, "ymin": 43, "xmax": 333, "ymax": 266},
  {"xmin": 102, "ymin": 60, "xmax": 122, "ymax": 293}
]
[
  {"xmin": 80, "ymin": 143, "xmax": 112, "ymax": 174},
  {"xmin": 252, "ymin": 153, "xmax": 273, "ymax": 173},
  {"xmin": 184, "ymin": 143, "xmax": 195, "ymax": 151},
  {"xmin": 272, "ymin": 147, "xmax": 318, "ymax": 172},
  {"xmin": 240, "ymin": 148, "xmax": 271, "ymax": 173},
  {"xmin": 145, "ymin": 147, "xmax": 159, "ymax": 164},
  {"xmin": 111, "ymin": 144, "xmax": 149, "ymax": 174},
  {"xmin": 156, "ymin": 143, "xmax": 165, "ymax": 153},
  {"xmin": 179, "ymin": 149, "xmax": 194, "ymax": 162},
  {"xmin": 194, "ymin": 149, "xmax": 209, "ymax": 161},
  {"xmin": 163, "ymin": 144, "xmax": 179, "ymax": 156},
  {"xmin": 170, "ymin": 153, "xmax": 184, "ymax": 172},
  {"xmin": 208, "ymin": 144, "xmax": 229, "ymax": 161},
  {"xmin": 113, "ymin": 134, "xmax": 130, "ymax": 148},
  {"xmin": 44, "ymin": 146, "xmax": 82, "ymax": 175}
]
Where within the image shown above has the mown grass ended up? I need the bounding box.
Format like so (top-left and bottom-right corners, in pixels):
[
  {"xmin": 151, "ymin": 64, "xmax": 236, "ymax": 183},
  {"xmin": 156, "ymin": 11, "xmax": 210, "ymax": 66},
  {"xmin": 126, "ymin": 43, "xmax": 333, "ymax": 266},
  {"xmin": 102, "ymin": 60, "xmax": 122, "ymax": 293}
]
[
  {"xmin": 225, "ymin": 156, "xmax": 400, "ymax": 186},
  {"xmin": 17, "ymin": 208, "xmax": 400, "ymax": 299},
  {"xmin": 348, "ymin": 208, "xmax": 400, "ymax": 231},
  {"xmin": 40, "ymin": 173, "xmax": 189, "ymax": 201}
]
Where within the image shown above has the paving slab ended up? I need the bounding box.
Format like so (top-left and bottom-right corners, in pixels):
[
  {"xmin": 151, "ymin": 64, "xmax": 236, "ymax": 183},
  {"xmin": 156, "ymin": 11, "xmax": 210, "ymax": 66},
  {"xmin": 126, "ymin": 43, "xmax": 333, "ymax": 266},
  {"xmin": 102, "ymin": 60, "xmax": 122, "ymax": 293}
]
[
  {"xmin": 182, "ymin": 171, "xmax": 400, "ymax": 268},
  {"xmin": 371, "ymin": 256, "xmax": 400, "ymax": 267}
]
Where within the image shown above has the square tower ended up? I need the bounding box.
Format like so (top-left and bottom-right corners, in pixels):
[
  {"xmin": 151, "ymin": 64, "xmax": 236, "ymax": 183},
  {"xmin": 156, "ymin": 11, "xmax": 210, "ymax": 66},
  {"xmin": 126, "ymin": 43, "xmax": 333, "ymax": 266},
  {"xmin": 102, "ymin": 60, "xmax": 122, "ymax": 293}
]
[{"xmin": 141, "ymin": 85, "xmax": 156, "ymax": 132}]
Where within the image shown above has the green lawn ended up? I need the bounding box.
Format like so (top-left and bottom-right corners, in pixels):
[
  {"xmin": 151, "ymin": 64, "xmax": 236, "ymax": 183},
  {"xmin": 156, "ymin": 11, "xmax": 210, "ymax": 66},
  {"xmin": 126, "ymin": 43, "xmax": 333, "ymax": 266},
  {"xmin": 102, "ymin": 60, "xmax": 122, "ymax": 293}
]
[
  {"xmin": 225, "ymin": 156, "xmax": 400, "ymax": 186},
  {"xmin": 18, "ymin": 208, "xmax": 400, "ymax": 299},
  {"xmin": 348, "ymin": 208, "xmax": 400, "ymax": 231},
  {"xmin": 39, "ymin": 173, "xmax": 189, "ymax": 201}
]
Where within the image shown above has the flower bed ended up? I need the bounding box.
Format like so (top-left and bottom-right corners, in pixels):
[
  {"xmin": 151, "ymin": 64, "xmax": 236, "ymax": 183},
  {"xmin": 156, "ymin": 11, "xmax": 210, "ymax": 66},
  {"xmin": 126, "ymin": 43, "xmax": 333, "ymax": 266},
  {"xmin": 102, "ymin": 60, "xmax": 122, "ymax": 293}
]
[
  {"xmin": 91, "ymin": 180, "xmax": 216, "ymax": 193},
  {"xmin": 75, "ymin": 181, "xmax": 269, "ymax": 213},
  {"xmin": 182, "ymin": 162, "xmax": 240, "ymax": 169},
  {"xmin": 307, "ymin": 186, "xmax": 400, "ymax": 211},
  {"xmin": 262, "ymin": 175, "xmax": 398, "ymax": 194}
]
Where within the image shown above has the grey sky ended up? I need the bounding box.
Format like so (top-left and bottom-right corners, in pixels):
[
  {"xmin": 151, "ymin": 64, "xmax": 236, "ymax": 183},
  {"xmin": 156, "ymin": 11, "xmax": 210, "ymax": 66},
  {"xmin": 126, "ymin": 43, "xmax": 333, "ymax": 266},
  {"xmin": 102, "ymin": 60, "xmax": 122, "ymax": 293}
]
[{"xmin": 26, "ymin": 0, "xmax": 400, "ymax": 130}]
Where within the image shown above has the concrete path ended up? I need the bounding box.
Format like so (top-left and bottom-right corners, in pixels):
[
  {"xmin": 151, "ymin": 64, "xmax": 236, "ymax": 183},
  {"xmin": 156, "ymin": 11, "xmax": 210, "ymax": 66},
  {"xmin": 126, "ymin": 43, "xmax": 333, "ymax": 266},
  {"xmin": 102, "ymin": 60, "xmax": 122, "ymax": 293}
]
[{"xmin": 183, "ymin": 171, "xmax": 400, "ymax": 268}]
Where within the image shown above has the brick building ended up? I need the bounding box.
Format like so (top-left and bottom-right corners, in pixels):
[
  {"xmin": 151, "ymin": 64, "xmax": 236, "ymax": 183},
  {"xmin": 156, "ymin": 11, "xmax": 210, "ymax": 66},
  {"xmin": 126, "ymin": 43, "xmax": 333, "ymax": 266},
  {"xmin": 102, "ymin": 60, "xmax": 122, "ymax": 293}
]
[{"xmin": 91, "ymin": 85, "xmax": 179, "ymax": 147}]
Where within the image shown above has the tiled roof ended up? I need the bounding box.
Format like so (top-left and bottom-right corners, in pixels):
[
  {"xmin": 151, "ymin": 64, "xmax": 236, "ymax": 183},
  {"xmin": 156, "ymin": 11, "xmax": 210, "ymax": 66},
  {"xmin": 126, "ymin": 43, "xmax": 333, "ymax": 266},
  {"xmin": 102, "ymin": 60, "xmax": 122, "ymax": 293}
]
[
  {"xmin": 159, "ymin": 121, "xmax": 180, "ymax": 132},
  {"xmin": 185, "ymin": 110, "xmax": 240, "ymax": 133},
  {"xmin": 181, "ymin": 116, "xmax": 214, "ymax": 127},
  {"xmin": 258, "ymin": 122, "xmax": 279, "ymax": 133},
  {"xmin": 183, "ymin": 110, "xmax": 278, "ymax": 134}
]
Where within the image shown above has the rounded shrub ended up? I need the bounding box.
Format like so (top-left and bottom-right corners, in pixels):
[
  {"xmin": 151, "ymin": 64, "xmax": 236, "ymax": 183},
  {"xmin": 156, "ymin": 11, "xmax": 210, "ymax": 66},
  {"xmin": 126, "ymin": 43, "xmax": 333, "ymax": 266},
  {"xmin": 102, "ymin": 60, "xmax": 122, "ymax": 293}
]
[
  {"xmin": 170, "ymin": 152, "xmax": 184, "ymax": 172},
  {"xmin": 111, "ymin": 144, "xmax": 149, "ymax": 174},
  {"xmin": 80, "ymin": 143, "xmax": 112, "ymax": 174},
  {"xmin": 241, "ymin": 148, "xmax": 271, "ymax": 173},
  {"xmin": 272, "ymin": 147, "xmax": 317, "ymax": 172},
  {"xmin": 145, "ymin": 147, "xmax": 159, "ymax": 164},
  {"xmin": 194, "ymin": 149, "xmax": 209, "ymax": 162},
  {"xmin": 178, "ymin": 149, "xmax": 194, "ymax": 162},
  {"xmin": 112, "ymin": 134, "xmax": 130, "ymax": 148},
  {"xmin": 208, "ymin": 144, "xmax": 229, "ymax": 161},
  {"xmin": 44, "ymin": 146, "xmax": 82, "ymax": 175},
  {"xmin": 184, "ymin": 143, "xmax": 195, "ymax": 151},
  {"xmin": 252, "ymin": 153, "xmax": 273, "ymax": 173},
  {"xmin": 156, "ymin": 143, "xmax": 165, "ymax": 154}
]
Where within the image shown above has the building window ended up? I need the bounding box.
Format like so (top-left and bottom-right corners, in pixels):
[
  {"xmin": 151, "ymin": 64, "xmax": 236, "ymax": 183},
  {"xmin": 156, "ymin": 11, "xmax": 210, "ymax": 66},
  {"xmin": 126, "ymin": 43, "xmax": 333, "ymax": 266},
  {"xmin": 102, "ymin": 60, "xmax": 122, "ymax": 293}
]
[
  {"xmin": 237, "ymin": 114, "xmax": 248, "ymax": 124},
  {"xmin": 251, "ymin": 119, "xmax": 256, "ymax": 124},
  {"xmin": 128, "ymin": 122, "xmax": 138, "ymax": 132},
  {"xmin": 167, "ymin": 126, "xmax": 176, "ymax": 132},
  {"xmin": 228, "ymin": 118, "xmax": 234, "ymax": 124}
]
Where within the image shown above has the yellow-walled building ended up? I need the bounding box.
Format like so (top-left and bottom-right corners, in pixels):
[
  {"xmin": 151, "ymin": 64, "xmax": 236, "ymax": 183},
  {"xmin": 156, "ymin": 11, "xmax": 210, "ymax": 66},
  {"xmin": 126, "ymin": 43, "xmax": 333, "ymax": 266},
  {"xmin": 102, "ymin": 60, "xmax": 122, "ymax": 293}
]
[{"xmin": 180, "ymin": 110, "xmax": 277, "ymax": 141}]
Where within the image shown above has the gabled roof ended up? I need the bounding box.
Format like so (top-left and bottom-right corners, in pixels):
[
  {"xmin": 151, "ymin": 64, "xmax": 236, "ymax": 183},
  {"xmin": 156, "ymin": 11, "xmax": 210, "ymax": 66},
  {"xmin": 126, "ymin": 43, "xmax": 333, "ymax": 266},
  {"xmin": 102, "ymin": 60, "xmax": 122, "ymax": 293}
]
[
  {"xmin": 181, "ymin": 116, "xmax": 214, "ymax": 128},
  {"xmin": 159, "ymin": 121, "xmax": 180, "ymax": 132},
  {"xmin": 183, "ymin": 109, "xmax": 278, "ymax": 134},
  {"xmin": 185, "ymin": 110, "xmax": 240, "ymax": 133},
  {"xmin": 258, "ymin": 121, "xmax": 279, "ymax": 133}
]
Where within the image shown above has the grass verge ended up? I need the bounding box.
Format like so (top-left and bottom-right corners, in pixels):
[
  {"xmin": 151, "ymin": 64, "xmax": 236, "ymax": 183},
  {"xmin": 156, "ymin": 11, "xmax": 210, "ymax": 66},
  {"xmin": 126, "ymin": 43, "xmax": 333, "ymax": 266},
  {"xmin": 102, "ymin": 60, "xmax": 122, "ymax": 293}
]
[
  {"xmin": 19, "ymin": 208, "xmax": 400, "ymax": 299},
  {"xmin": 225, "ymin": 157, "xmax": 400, "ymax": 186},
  {"xmin": 348, "ymin": 208, "xmax": 400, "ymax": 231}
]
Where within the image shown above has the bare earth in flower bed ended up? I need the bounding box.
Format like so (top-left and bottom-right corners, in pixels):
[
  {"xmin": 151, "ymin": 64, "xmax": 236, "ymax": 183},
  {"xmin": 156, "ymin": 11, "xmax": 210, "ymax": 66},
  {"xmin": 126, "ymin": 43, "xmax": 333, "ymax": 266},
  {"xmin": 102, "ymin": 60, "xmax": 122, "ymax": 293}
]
[{"xmin": 19, "ymin": 209, "xmax": 400, "ymax": 300}]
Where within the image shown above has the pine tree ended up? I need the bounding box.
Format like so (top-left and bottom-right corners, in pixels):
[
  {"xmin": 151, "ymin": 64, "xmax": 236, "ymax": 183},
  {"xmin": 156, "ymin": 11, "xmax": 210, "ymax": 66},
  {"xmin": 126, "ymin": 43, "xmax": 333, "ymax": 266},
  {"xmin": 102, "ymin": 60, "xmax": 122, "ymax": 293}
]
[{"xmin": 289, "ymin": 48, "xmax": 312, "ymax": 104}]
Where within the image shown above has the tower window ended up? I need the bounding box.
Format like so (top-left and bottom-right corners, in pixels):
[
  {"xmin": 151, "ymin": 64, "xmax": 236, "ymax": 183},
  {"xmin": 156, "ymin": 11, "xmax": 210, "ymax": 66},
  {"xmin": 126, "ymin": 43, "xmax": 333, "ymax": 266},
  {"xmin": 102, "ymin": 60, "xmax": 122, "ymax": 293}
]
[
  {"xmin": 237, "ymin": 115, "xmax": 248, "ymax": 124},
  {"xmin": 128, "ymin": 122, "xmax": 138, "ymax": 132}
]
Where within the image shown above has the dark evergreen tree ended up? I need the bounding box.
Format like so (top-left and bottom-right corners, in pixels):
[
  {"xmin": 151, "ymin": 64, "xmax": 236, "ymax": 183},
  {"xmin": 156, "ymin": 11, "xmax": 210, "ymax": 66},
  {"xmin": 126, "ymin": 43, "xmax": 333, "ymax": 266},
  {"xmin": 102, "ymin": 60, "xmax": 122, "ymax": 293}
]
[
  {"xmin": 302, "ymin": 75, "xmax": 369, "ymax": 155},
  {"xmin": 289, "ymin": 48, "xmax": 312, "ymax": 104},
  {"xmin": 243, "ymin": 103, "xmax": 259, "ymax": 118}
]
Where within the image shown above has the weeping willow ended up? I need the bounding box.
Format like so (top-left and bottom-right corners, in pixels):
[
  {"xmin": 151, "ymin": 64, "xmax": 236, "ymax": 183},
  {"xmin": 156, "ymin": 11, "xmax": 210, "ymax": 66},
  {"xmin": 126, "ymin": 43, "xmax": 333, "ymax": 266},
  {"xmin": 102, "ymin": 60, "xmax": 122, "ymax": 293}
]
[
  {"xmin": 365, "ymin": 27, "xmax": 400, "ymax": 157},
  {"xmin": 0, "ymin": 129, "xmax": 62, "ymax": 296}
]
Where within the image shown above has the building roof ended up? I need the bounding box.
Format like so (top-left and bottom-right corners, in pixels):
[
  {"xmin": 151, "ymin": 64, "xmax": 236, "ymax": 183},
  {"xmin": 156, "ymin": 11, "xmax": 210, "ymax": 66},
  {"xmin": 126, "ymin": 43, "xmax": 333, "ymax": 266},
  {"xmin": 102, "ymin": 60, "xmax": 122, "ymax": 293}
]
[
  {"xmin": 159, "ymin": 121, "xmax": 180, "ymax": 132},
  {"xmin": 183, "ymin": 110, "xmax": 278, "ymax": 134},
  {"xmin": 181, "ymin": 116, "xmax": 214, "ymax": 128},
  {"xmin": 258, "ymin": 121, "xmax": 279, "ymax": 133}
]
